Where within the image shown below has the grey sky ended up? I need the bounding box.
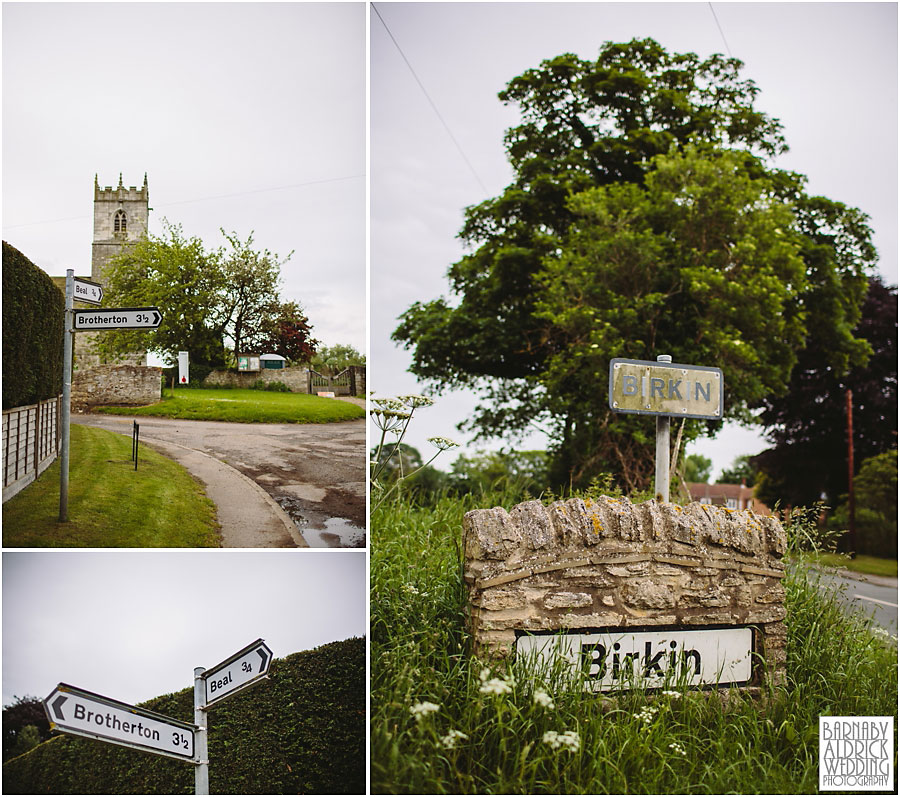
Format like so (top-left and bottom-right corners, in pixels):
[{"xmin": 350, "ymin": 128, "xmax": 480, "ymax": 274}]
[
  {"xmin": 2, "ymin": 2, "xmax": 365, "ymax": 355},
  {"xmin": 371, "ymin": 2, "xmax": 897, "ymax": 480},
  {"xmin": 2, "ymin": 551, "xmax": 366, "ymax": 707}
]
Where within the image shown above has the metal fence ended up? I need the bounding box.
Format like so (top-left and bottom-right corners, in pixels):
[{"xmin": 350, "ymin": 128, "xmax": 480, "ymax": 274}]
[{"xmin": 2, "ymin": 396, "xmax": 61, "ymax": 502}]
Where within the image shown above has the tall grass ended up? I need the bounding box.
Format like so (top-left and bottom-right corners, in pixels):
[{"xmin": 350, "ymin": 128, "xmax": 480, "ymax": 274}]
[{"xmin": 370, "ymin": 490, "xmax": 897, "ymax": 794}]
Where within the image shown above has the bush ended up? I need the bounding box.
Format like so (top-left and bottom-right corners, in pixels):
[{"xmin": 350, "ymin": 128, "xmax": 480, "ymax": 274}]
[
  {"xmin": 829, "ymin": 449, "xmax": 898, "ymax": 557},
  {"xmin": 250, "ymin": 379, "xmax": 291, "ymax": 392},
  {"xmin": 2, "ymin": 241, "xmax": 64, "ymax": 408}
]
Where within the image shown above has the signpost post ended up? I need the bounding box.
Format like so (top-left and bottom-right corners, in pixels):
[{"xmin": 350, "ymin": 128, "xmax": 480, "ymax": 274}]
[
  {"xmin": 43, "ymin": 684, "xmax": 197, "ymax": 762},
  {"xmin": 59, "ymin": 271, "xmax": 74, "ymax": 521},
  {"xmin": 609, "ymin": 355, "xmax": 724, "ymax": 502}
]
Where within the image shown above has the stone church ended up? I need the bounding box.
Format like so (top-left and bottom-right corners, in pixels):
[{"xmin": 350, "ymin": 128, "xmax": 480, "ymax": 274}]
[{"xmin": 70, "ymin": 173, "xmax": 150, "ymax": 368}]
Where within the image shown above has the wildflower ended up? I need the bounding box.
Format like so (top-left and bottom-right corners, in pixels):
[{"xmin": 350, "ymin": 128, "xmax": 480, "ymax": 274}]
[
  {"xmin": 668, "ymin": 741, "xmax": 687, "ymax": 756},
  {"xmin": 404, "ymin": 584, "xmax": 420, "ymax": 595},
  {"xmin": 479, "ymin": 677, "xmax": 513, "ymax": 696},
  {"xmin": 660, "ymin": 690, "xmax": 682, "ymax": 699},
  {"xmin": 543, "ymin": 729, "xmax": 580, "ymax": 752},
  {"xmin": 440, "ymin": 729, "xmax": 468, "ymax": 749},
  {"xmin": 633, "ymin": 705, "xmax": 659, "ymax": 725},
  {"xmin": 427, "ymin": 435, "xmax": 460, "ymax": 451},
  {"xmin": 371, "ymin": 397, "xmax": 406, "ymax": 412},
  {"xmin": 370, "ymin": 408, "xmax": 410, "ymax": 432},
  {"xmin": 397, "ymin": 394, "xmax": 434, "ymax": 409},
  {"xmin": 533, "ymin": 689, "xmax": 555, "ymax": 709},
  {"xmin": 409, "ymin": 701, "xmax": 440, "ymax": 719}
]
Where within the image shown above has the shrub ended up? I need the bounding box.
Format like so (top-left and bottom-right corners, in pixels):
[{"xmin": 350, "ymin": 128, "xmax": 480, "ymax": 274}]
[{"xmin": 2, "ymin": 242, "xmax": 64, "ymax": 408}]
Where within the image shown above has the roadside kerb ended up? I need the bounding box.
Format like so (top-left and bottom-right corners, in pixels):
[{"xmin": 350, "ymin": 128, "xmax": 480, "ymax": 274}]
[{"xmin": 136, "ymin": 435, "xmax": 308, "ymax": 548}]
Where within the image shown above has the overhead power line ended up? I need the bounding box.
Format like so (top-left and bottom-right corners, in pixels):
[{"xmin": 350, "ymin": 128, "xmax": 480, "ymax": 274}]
[
  {"xmin": 708, "ymin": 2, "xmax": 734, "ymax": 57},
  {"xmin": 372, "ymin": 3, "xmax": 488, "ymax": 195},
  {"xmin": 2, "ymin": 174, "xmax": 364, "ymax": 231}
]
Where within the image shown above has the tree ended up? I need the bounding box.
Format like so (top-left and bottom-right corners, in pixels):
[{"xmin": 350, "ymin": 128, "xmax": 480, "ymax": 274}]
[
  {"xmin": 718, "ymin": 454, "xmax": 758, "ymax": 487},
  {"xmin": 683, "ymin": 454, "xmax": 712, "ymax": 484},
  {"xmin": 394, "ymin": 39, "xmax": 874, "ymax": 491},
  {"xmin": 449, "ymin": 449, "xmax": 550, "ymax": 497},
  {"xmin": 257, "ymin": 301, "xmax": 318, "ymax": 364},
  {"xmin": 218, "ymin": 230, "xmax": 287, "ymax": 357},
  {"xmin": 753, "ymin": 277, "xmax": 897, "ymax": 509},
  {"xmin": 3, "ymin": 695, "xmax": 50, "ymax": 761},
  {"xmin": 311, "ymin": 344, "xmax": 366, "ymax": 375},
  {"xmin": 97, "ymin": 221, "xmax": 227, "ymax": 366},
  {"xmin": 829, "ymin": 450, "xmax": 897, "ymax": 557}
]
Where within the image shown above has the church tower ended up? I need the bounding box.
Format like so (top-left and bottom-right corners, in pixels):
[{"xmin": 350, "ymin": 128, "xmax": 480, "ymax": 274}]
[{"xmin": 91, "ymin": 172, "xmax": 149, "ymax": 283}]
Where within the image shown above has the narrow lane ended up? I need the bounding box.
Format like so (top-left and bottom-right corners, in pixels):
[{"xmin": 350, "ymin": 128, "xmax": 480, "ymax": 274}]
[{"xmin": 812, "ymin": 567, "xmax": 898, "ymax": 635}]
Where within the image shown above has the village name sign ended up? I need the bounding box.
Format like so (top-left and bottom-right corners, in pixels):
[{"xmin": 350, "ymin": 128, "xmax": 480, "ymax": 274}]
[{"xmin": 462, "ymin": 354, "xmax": 787, "ymax": 696}]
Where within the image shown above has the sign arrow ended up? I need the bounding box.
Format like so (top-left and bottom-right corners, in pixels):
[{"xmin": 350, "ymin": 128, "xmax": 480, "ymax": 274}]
[
  {"xmin": 42, "ymin": 683, "xmax": 197, "ymax": 762},
  {"xmin": 201, "ymin": 639, "xmax": 273, "ymax": 708},
  {"xmin": 73, "ymin": 307, "xmax": 162, "ymax": 331},
  {"xmin": 51, "ymin": 693, "xmax": 68, "ymax": 721}
]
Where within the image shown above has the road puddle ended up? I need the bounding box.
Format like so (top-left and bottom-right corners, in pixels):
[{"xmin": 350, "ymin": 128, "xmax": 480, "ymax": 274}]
[{"xmin": 275, "ymin": 497, "xmax": 365, "ymax": 548}]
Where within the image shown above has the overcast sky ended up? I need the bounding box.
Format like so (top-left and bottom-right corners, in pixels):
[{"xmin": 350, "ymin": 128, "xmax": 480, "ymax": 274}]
[
  {"xmin": 2, "ymin": 2, "xmax": 365, "ymax": 355},
  {"xmin": 371, "ymin": 1, "xmax": 897, "ymax": 480},
  {"xmin": 2, "ymin": 551, "xmax": 366, "ymax": 708}
]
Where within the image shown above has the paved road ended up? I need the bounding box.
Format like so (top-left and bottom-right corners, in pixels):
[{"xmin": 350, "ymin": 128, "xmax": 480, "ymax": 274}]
[
  {"xmin": 73, "ymin": 412, "xmax": 366, "ymax": 548},
  {"xmin": 812, "ymin": 567, "xmax": 898, "ymax": 634}
]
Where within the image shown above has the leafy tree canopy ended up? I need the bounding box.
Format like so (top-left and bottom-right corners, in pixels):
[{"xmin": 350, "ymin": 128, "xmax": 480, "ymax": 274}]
[
  {"xmin": 754, "ymin": 276, "xmax": 897, "ymax": 508},
  {"xmin": 311, "ymin": 343, "xmax": 366, "ymax": 375},
  {"xmin": 718, "ymin": 454, "xmax": 759, "ymax": 487},
  {"xmin": 97, "ymin": 221, "xmax": 307, "ymax": 369},
  {"xmin": 683, "ymin": 453, "xmax": 713, "ymax": 484},
  {"xmin": 393, "ymin": 38, "xmax": 876, "ymax": 491}
]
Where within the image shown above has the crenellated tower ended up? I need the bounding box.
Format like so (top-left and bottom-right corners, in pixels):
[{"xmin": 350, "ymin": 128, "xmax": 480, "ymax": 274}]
[{"xmin": 91, "ymin": 172, "xmax": 149, "ymax": 284}]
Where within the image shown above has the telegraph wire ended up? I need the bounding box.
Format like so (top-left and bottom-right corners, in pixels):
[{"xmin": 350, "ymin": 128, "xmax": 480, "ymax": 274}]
[
  {"xmin": 372, "ymin": 3, "xmax": 488, "ymax": 195},
  {"xmin": 708, "ymin": 2, "xmax": 734, "ymax": 58},
  {"xmin": 2, "ymin": 174, "xmax": 364, "ymax": 231}
]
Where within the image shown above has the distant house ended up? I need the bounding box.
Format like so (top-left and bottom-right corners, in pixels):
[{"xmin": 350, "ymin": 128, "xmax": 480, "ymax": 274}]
[{"xmin": 685, "ymin": 482, "xmax": 771, "ymax": 515}]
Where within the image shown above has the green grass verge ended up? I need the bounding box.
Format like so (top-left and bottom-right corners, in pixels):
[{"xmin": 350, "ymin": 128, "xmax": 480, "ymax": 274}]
[
  {"xmin": 371, "ymin": 491, "xmax": 898, "ymax": 794},
  {"xmin": 95, "ymin": 388, "xmax": 365, "ymax": 424},
  {"xmin": 2, "ymin": 424, "xmax": 220, "ymax": 547},
  {"xmin": 803, "ymin": 551, "xmax": 897, "ymax": 579}
]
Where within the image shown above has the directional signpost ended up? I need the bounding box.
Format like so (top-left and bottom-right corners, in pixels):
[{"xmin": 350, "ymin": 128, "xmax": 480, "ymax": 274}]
[
  {"xmin": 42, "ymin": 638, "xmax": 273, "ymax": 795},
  {"xmin": 58, "ymin": 269, "xmax": 163, "ymax": 521},
  {"xmin": 201, "ymin": 638, "xmax": 273, "ymax": 708},
  {"xmin": 72, "ymin": 277, "xmax": 103, "ymax": 305},
  {"xmin": 43, "ymin": 684, "xmax": 197, "ymax": 762},
  {"xmin": 609, "ymin": 355, "xmax": 724, "ymax": 502},
  {"xmin": 73, "ymin": 307, "xmax": 162, "ymax": 330}
]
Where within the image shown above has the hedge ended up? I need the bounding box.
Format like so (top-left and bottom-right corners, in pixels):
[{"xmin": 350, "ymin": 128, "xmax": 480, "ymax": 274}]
[
  {"xmin": 2, "ymin": 241, "xmax": 64, "ymax": 409},
  {"xmin": 2, "ymin": 637, "xmax": 365, "ymax": 795}
]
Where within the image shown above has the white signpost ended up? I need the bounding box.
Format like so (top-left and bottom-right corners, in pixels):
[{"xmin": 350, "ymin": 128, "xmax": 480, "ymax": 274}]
[
  {"xmin": 43, "ymin": 684, "xmax": 197, "ymax": 762},
  {"xmin": 516, "ymin": 627, "xmax": 753, "ymax": 692},
  {"xmin": 72, "ymin": 277, "xmax": 103, "ymax": 306},
  {"xmin": 73, "ymin": 307, "xmax": 162, "ymax": 330},
  {"xmin": 201, "ymin": 638, "xmax": 273, "ymax": 708}
]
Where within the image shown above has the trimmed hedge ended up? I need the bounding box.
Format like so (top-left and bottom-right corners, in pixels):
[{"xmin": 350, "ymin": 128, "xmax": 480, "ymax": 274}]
[
  {"xmin": 2, "ymin": 241, "xmax": 64, "ymax": 409},
  {"xmin": 2, "ymin": 637, "xmax": 365, "ymax": 795}
]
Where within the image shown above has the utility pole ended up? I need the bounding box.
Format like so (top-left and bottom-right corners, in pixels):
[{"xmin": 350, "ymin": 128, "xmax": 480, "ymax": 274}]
[{"xmin": 846, "ymin": 388, "xmax": 856, "ymax": 557}]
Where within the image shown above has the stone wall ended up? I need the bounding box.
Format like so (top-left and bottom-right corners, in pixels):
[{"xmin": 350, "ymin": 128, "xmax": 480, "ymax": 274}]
[
  {"xmin": 72, "ymin": 365, "xmax": 161, "ymax": 410},
  {"xmin": 203, "ymin": 366, "xmax": 310, "ymax": 392},
  {"xmin": 463, "ymin": 496, "xmax": 787, "ymax": 690}
]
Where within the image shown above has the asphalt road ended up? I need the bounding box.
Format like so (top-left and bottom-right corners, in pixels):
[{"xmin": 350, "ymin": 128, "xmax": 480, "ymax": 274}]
[
  {"xmin": 812, "ymin": 568, "xmax": 898, "ymax": 634},
  {"xmin": 73, "ymin": 411, "xmax": 366, "ymax": 548}
]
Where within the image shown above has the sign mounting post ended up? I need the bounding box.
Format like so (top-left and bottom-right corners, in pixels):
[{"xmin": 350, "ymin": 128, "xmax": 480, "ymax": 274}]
[{"xmin": 59, "ymin": 270, "xmax": 74, "ymax": 522}]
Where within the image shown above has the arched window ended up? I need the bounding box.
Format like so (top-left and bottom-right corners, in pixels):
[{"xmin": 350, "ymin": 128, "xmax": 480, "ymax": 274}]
[{"xmin": 114, "ymin": 210, "xmax": 127, "ymax": 233}]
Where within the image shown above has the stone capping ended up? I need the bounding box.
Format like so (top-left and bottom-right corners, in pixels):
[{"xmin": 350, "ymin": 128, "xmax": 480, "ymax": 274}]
[{"xmin": 463, "ymin": 495, "xmax": 788, "ymax": 689}]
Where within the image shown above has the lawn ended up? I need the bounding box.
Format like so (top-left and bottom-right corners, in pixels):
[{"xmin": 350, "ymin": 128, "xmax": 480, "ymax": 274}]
[
  {"xmin": 371, "ymin": 490, "xmax": 898, "ymax": 794},
  {"xmin": 2, "ymin": 424, "xmax": 220, "ymax": 547},
  {"xmin": 804, "ymin": 551, "xmax": 897, "ymax": 578},
  {"xmin": 95, "ymin": 388, "xmax": 365, "ymax": 424}
]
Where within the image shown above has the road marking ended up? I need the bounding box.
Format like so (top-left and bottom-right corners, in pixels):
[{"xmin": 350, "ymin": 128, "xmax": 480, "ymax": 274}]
[{"xmin": 853, "ymin": 594, "xmax": 898, "ymax": 608}]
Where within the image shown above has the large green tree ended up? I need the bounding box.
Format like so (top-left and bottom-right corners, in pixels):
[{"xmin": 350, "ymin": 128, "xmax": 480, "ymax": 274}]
[{"xmin": 393, "ymin": 39, "xmax": 876, "ymax": 490}]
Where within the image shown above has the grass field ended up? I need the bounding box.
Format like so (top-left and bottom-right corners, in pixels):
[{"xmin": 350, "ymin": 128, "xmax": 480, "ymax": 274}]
[
  {"xmin": 804, "ymin": 551, "xmax": 897, "ymax": 578},
  {"xmin": 94, "ymin": 388, "xmax": 365, "ymax": 424},
  {"xmin": 2, "ymin": 424, "xmax": 220, "ymax": 547},
  {"xmin": 371, "ymin": 491, "xmax": 898, "ymax": 794}
]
